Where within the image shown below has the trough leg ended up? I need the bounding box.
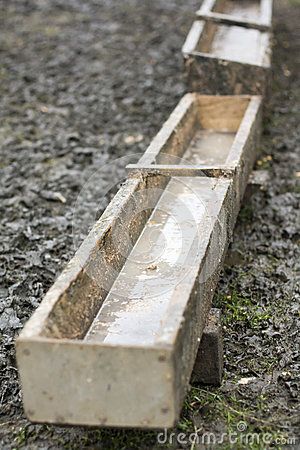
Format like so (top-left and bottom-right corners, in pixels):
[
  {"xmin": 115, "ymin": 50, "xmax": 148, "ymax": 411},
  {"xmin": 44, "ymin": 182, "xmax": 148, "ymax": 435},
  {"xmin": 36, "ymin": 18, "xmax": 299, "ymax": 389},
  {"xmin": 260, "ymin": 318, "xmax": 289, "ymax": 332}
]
[
  {"xmin": 244, "ymin": 169, "xmax": 270, "ymax": 201},
  {"xmin": 191, "ymin": 308, "xmax": 223, "ymax": 386}
]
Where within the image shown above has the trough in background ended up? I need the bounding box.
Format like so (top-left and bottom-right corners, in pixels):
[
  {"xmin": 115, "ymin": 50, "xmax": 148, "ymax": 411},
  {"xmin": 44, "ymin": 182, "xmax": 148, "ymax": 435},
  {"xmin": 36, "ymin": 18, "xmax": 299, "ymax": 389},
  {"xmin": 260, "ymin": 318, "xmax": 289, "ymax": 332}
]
[
  {"xmin": 196, "ymin": 0, "xmax": 273, "ymax": 31},
  {"xmin": 182, "ymin": 19, "xmax": 272, "ymax": 95}
]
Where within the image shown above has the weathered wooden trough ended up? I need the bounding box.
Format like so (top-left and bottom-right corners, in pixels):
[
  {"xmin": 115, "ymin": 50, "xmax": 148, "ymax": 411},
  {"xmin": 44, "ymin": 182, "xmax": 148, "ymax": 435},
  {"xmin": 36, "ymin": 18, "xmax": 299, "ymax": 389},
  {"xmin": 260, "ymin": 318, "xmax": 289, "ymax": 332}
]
[
  {"xmin": 196, "ymin": 0, "xmax": 273, "ymax": 31},
  {"xmin": 182, "ymin": 16, "xmax": 272, "ymax": 94},
  {"xmin": 128, "ymin": 94, "xmax": 262, "ymax": 210},
  {"xmin": 17, "ymin": 94, "xmax": 262, "ymax": 428}
]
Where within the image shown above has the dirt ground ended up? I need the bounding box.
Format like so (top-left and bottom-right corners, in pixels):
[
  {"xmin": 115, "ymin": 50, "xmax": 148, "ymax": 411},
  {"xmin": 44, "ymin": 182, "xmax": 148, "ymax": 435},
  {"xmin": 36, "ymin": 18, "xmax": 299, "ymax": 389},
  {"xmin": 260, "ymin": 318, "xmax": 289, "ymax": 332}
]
[{"xmin": 0, "ymin": 0, "xmax": 299, "ymax": 448}]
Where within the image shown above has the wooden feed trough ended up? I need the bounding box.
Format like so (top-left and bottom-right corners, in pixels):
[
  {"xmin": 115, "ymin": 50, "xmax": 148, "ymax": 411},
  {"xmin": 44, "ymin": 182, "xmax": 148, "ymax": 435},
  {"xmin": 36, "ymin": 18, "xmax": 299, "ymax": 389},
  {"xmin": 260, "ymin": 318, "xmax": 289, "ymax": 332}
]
[
  {"xmin": 16, "ymin": 94, "xmax": 262, "ymax": 429},
  {"xmin": 182, "ymin": 19, "xmax": 272, "ymax": 95},
  {"xmin": 128, "ymin": 94, "xmax": 262, "ymax": 212}
]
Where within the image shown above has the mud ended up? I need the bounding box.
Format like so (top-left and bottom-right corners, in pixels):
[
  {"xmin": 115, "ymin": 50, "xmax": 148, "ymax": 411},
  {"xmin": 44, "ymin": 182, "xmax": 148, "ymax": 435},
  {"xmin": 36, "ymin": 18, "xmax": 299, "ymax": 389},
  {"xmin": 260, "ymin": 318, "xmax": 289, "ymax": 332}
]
[{"xmin": 0, "ymin": 0, "xmax": 299, "ymax": 448}]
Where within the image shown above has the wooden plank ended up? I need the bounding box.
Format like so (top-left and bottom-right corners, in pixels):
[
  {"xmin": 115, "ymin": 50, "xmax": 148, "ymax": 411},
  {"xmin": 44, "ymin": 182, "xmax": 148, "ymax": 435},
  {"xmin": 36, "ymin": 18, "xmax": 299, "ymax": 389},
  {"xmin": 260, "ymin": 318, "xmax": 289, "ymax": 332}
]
[
  {"xmin": 191, "ymin": 308, "xmax": 223, "ymax": 386},
  {"xmin": 196, "ymin": 0, "xmax": 273, "ymax": 31},
  {"xmin": 127, "ymin": 163, "xmax": 234, "ymax": 178},
  {"xmin": 182, "ymin": 20, "xmax": 272, "ymax": 95}
]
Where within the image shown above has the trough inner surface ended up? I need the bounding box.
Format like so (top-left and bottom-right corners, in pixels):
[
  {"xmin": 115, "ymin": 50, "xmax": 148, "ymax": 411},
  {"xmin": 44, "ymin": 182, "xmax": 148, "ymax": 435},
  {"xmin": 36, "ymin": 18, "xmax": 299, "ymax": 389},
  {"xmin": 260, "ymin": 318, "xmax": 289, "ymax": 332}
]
[
  {"xmin": 199, "ymin": 24, "xmax": 266, "ymax": 65},
  {"xmin": 182, "ymin": 129, "xmax": 235, "ymax": 165},
  {"xmin": 213, "ymin": 0, "xmax": 261, "ymax": 21},
  {"xmin": 86, "ymin": 177, "xmax": 227, "ymax": 346}
]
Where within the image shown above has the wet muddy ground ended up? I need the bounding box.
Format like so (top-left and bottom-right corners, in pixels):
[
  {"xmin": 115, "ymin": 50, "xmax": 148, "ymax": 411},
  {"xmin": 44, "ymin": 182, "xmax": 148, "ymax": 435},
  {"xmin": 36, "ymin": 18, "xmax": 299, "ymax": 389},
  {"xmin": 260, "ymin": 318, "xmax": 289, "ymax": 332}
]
[{"xmin": 0, "ymin": 0, "xmax": 299, "ymax": 448}]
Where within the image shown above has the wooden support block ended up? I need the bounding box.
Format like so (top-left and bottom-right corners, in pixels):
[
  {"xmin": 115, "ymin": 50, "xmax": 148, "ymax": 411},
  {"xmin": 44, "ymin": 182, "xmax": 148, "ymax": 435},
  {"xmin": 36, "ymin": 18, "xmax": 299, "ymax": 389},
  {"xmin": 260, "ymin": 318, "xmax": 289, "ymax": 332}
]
[
  {"xmin": 248, "ymin": 168, "xmax": 270, "ymax": 188},
  {"xmin": 244, "ymin": 169, "xmax": 270, "ymax": 201},
  {"xmin": 182, "ymin": 20, "xmax": 272, "ymax": 95},
  {"xmin": 191, "ymin": 308, "xmax": 223, "ymax": 386},
  {"xmin": 196, "ymin": 0, "xmax": 273, "ymax": 31}
]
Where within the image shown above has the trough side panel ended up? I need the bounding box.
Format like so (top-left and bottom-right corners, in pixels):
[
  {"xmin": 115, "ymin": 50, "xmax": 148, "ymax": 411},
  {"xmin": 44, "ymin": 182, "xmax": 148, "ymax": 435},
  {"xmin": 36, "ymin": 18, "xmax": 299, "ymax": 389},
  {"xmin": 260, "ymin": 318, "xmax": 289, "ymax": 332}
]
[
  {"xmin": 16, "ymin": 340, "xmax": 176, "ymax": 429},
  {"xmin": 184, "ymin": 53, "xmax": 269, "ymax": 95},
  {"xmin": 171, "ymin": 180, "xmax": 233, "ymax": 416},
  {"xmin": 228, "ymin": 99, "xmax": 263, "ymax": 213},
  {"xmin": 196, "ymin": 94, "xmax": 250, "ymax": 132},
  {"xmin": 138, "ymin": 94, "xmax": 199, "ymax": 166}
]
